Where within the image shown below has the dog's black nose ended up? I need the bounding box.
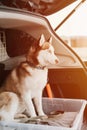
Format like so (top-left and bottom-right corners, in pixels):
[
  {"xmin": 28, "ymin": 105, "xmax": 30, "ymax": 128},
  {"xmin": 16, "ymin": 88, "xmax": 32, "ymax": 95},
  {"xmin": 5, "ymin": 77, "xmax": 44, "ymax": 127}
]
[{"xmin": 55, "ymin": 59, "xmax": 59, "ymax": 64}]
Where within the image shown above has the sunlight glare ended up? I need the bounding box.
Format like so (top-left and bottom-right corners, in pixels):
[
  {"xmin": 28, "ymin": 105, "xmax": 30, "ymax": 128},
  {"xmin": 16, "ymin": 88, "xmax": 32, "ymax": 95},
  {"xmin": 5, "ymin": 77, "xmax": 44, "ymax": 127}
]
[{"xmin": 47, "ymin": 0, "xmax": 87, "ymax": 36}]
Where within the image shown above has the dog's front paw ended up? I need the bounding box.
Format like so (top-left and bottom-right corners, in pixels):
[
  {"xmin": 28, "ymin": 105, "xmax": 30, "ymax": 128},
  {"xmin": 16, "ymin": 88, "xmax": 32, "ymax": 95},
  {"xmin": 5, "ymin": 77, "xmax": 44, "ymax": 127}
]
[
  {"xmin": 38, "ymin": 115, "xmax": 48, "ymax": 120},
  {"xmin": 15, "ymin": 113, "xmax": 28, "ymax": 119}
]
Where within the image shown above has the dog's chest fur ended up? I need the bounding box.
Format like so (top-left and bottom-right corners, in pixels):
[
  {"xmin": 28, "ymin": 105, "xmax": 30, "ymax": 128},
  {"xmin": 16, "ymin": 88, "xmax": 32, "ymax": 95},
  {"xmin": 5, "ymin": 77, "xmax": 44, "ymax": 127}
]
[
  {"xmin": 19, "ymin": 63, "xmax": 48, "ymax": 97},
  {"xmin": 25, "ymin": 67, "xmax": 47, "ymax": 98}
]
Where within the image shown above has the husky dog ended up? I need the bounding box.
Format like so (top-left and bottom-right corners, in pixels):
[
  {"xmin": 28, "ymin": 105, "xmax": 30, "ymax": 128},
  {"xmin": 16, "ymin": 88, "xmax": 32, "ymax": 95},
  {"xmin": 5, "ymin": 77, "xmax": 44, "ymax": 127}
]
[{"xmin": 0, "ymin": 34, "xmax": 59, "ymax": 121}]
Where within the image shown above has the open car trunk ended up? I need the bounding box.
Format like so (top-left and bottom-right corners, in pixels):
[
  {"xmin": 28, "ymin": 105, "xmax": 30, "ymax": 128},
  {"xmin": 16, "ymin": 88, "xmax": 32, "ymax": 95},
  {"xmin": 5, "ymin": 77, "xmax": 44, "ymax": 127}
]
[{"xmin": 0, "ymin": 4, "xmax": 87, "ymax": 100}]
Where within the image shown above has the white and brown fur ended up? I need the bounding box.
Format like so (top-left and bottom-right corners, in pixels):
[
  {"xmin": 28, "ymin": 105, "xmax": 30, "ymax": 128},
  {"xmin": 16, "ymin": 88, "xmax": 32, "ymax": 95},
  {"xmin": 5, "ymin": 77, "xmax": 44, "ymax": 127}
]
[{"xmin": 0, "ymin": 34, "xmax": 59, "ymax": 121}]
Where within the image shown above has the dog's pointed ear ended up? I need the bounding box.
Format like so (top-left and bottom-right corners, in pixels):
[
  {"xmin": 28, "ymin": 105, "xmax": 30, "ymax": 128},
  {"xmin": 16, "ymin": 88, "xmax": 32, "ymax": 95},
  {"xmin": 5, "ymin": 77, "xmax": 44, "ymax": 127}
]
[
  {"xmin": 39, "ymin": 34, "xmax": 45, "ymax": 47},
  {"xmin": 49, "ymin": 37, "xmax": 52, "ymax": 44},
  {"xmin": 30, "ymin": 46, "xmax": 35, "ymax": 53}
]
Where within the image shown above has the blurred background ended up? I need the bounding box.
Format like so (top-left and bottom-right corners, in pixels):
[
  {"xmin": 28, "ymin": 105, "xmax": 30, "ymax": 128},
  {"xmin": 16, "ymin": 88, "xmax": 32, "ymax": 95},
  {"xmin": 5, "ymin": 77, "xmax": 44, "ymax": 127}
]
[{"xmin": 47, "ymin": 0, "xmax": 87, "ymax": 61}]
